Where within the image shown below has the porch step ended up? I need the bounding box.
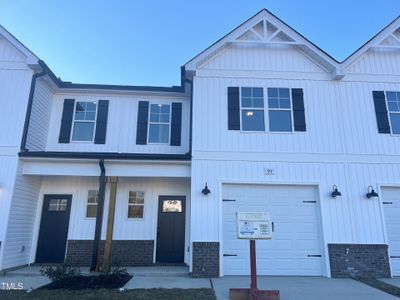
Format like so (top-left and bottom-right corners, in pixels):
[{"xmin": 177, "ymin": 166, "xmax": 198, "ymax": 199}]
[{"xmin": 127, "ymin": 266, "xmax": 190, "ymax": 277}]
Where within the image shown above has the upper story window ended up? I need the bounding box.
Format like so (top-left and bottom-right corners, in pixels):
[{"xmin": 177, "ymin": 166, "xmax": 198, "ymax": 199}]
[
  {"xmin": 267, "ymin": 88, "xmax": 293, "ymax": 132},
  {"xmin": 148, "ymin": 104, "xmax": 171, "ymax": 143},
  {"xmin": 241, "ymin": 87, "xmax": 265, "ymax": 131},
  {"xmin": 386, "ymin": 92, "xmax": 400, "ymax": 134},
  {"xmin": 72, "ymin": 101, "xmax": 97, "ymax": 142},
  {"xmin": 238, "ymin": 87, "xmax": 294, "ymax": 132}
]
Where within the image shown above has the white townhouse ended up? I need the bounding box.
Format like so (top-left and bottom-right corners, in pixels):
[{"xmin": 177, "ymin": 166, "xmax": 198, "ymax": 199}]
[{"xmin": 0, "ymin": 9, "xmax": 400, "ymax": 278}]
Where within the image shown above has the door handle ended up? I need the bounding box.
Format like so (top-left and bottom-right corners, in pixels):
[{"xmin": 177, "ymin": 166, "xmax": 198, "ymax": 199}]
[{"xmin": 272, "ymin": 222, "xmax": 274, "ymax": 232}]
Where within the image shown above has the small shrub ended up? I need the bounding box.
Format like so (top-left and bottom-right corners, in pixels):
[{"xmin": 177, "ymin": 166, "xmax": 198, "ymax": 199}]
[{"xmin": 40, "ymin": 265, "xmax": 81, "ymax": 281}]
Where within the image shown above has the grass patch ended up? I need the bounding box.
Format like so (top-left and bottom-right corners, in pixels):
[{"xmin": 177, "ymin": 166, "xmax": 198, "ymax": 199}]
[{"xmin": 0, "ymin": 288, "xmax": 216, "ymax": 300}]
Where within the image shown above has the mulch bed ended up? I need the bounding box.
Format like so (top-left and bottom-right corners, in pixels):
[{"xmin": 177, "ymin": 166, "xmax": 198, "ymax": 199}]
[
  {"xmin": 38, "ymin": 274, "xmax": 132, "ymax": 290},
  {"xmin": 355, "ymin": 278, "xmax": 400, "ymax": 298}
]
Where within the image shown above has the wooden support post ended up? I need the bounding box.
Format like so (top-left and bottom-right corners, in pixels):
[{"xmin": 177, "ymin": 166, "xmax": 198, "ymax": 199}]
[{"xmin": 102, "ymin": 176, "xmax": 118, "ymax": 272}]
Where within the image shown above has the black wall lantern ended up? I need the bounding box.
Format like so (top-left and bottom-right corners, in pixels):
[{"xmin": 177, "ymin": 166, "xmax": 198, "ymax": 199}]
[
  {"xmin": 331, "ymin": 185, "xmax": 341, "ymax": 198},
  {"xmin": 202, "ymin": 183, "xmax": 211, "ymax": 195},
  {"xmin": 366, "ymin": 185, "xmax": 379, "ymax": 198}
]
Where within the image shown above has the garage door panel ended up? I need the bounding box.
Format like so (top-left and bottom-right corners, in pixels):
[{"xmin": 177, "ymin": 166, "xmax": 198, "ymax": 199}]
[
  {"xmin": 382, "ymin": 187, "xmax": 400, "ymax": 276},
  {"xmin": 222, "ymin": 184, "xmax": 323, "ymax": 276}
]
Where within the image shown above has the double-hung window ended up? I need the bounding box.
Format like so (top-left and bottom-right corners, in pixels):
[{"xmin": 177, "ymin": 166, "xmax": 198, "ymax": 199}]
[
  {"xmin": 128, "ymin": 191, "xmax": 144, "ymax": 218},
  {"xmin": 267, "ymin": 88, "xmax": 293, "ymax": 132},
  {"xmin": 148, "ymin": 104, "xmax": 171, "ymax": 143},
  {"xmin": 241, "ymin": 87, "xmax": 265, "ymax": 131},
  {"xmin": 86, "ymin": 190, "xmax": 99, "ymax": 218},
  {"xmin": 72, "ymin": 101, "xmax": 97, "ymax": 141},
  {"xmin": 386, "ymin": 91, "xmax": 400, "ymax": 134}
]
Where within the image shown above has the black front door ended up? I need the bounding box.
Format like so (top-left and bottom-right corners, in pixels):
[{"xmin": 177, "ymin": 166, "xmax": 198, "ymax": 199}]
[
  {"xmin": 156, "ymin": 196, "xmax": 186, "ymax": 263},
  {"xmin": 36, "ymin": 195, "xmax": 72, "ymax": 263}
]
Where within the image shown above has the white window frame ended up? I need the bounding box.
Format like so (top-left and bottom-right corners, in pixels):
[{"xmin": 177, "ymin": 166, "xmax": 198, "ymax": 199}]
[
  {"xmin": 385, "ymin": 91, "xmax": 400, "ymax": 136},
  {"xmin": 266, "ymin": 87, "xmax": 294, "ymax": 133},
  {"xmin": 239, "ymin": 87, "xmax": 265, "ymax": 132},
  {"xmin": 71, "ymin": 101, "xmax": 98, "ymax": 142},
  {"xmin": 127, "ymin": 191, "xmax": 145, "ymax": 219},
  {"xmin": 85, "ymin": 190, "xmax": 99, "ymax": 219},
  {"xmin": 147, "ymin": 103, "xmax": 171, "ymax": 144}
]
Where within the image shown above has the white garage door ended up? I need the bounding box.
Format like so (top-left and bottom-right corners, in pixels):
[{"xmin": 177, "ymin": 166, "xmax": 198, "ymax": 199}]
[
  {"xmin": 222, "ymin": 184, "xmax": 324, "ymax": 276},
  {"xmin": 382, "ymin": 187, "xmax": 400, "ymax": 276}
]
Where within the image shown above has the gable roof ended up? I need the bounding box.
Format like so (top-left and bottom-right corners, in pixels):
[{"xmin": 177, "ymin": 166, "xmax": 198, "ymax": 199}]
[
  {"xmin": 0, "ymin": 25, "xmax": 39, "ymax": 66},
  {"xmin": 341, "ymin": 15, "xmax": 400, "ymax": 70},
  {"xmin": 185, "ymin": 9, "xmax": 341, "ymax": 77}
]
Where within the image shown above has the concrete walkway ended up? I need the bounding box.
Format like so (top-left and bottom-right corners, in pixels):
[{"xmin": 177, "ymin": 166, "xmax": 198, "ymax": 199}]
[
  {"xmin": 124, "ymin": 276, "xmax": 211, "ymax": 289},
  {"xmin": 211, "ymin": 276, "xmax": 399, "ymax": 300},
  {"xmin": 380, "ymin": 277, "xmax": 400, "ymax": 288},
  {"xmin": 0, "ymin": 268, "xmax": 50, "ymax": 290}
]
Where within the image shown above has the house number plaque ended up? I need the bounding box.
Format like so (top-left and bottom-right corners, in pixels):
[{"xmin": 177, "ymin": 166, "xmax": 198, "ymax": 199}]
[{"xmin": 263, "ymin": 168, "xmax": 275, "ymax": 175}]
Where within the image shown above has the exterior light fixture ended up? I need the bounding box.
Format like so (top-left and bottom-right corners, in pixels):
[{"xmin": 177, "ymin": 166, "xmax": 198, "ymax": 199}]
[
  {"xmin": 202, "ymin": 183, "xmax": 211, "ymax": 195},
  {"xmin": 366, "ymin": 186, "xmax": 379, "ymax": 198},
  {"xmin": 331, "ymin": 185, "xmax": 341, "ymax": 198}
]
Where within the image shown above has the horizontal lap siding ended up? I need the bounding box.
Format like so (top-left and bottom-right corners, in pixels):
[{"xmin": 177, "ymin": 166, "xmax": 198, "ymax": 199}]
[
  {"xmin": 190, "ymin": 159, "xmax": 399, "ymax": 244},
  {"xmin": 25, "ymin": 78, "xmax": 54, "ymax": 151},
  {"xmin": 2, "ymin": 162, "xmax": 41, "ymax": 269},
  {"xmin": 46, "ymin": 94, "xmax": 190, "ymax": 154}
]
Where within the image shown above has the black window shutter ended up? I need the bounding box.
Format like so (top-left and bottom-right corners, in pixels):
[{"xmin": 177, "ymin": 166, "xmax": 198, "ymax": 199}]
[
  {"xmin": 291, "ymin": 88, "xmax": 306, "ymax": 132},
  {"xmin": 58, "ymin": 99, "xmax": 75, "ymax": 143},
  {"xmin": 373, "ymin": 91, "xmax": 390, "ymax": 134},
  {"xmin": 136, "ymin": 101, "xmax": 149, "ymax": 145},
  {"xmin": 228, "ymin": 87, "xmax": 240, "ymax": 130},
  {"xmin": 94, "ymin": 100, "xmax": 109, "ymax": 144},
  {"xmin": 170, "ymin": 102, "xmax": 182, "ymax": 146}
]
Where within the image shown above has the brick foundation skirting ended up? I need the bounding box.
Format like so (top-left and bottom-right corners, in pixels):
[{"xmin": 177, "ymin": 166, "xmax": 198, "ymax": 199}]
[
  {"xmin": 192, "ymin": 242, "xmax": 219, "ymax": 278},
  {"xmin": 65, "ymin": 240, "xmax": 154, "ymax": 266},
  {"xmin": 328, "ymin": 243, "xmax": 391, "ymax": 278}
]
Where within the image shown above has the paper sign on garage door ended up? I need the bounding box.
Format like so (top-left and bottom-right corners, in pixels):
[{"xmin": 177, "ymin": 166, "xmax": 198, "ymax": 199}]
[{"xmin": 237, "ymin": 212, "xmax": 272, "ymax": 239}]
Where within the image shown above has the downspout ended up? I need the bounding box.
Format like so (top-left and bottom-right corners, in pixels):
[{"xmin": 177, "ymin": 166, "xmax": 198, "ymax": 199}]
[
  {"xmin": 184, "ymin": 78, "xmax": 193, "ymax": 155},
  {"xmin": 20, "ymin": 69, "xmax": 47, "ymax": 152},
  {"xmin": 90, "ymin": 159, "xmax": 106, "ymax": 272}
]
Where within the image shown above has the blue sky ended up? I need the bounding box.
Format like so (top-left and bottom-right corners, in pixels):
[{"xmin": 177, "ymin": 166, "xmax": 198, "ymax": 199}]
[{"xmin": 1, "ymin": 1, "xmax": 399, "ymax": 86}]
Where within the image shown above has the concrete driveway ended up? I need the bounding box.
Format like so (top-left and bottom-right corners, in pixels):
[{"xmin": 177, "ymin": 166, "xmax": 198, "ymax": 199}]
[{"xmin": 211, "ymin": 276, "xmax": 399, "ymax": 300}]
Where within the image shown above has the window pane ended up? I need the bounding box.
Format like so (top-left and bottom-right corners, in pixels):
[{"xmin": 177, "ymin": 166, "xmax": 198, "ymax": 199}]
[
  {"xmin": 241, "ymin": 87, "xmax": 251, "ymax": 97},
  {"xmin": 149, "ymin": 124, "xmax": 169, "ymax": 143},
  {"xmin": 150, "ymin": 104, "xmax": 160, "ymax": 114},
  {"xmin": 278, "ymin": 88, "xmax": 290, "ymax": 98},
  {"xmin": 267, "ymin": 88, "xmax": 278, "ymax": 98},
  {"xmin": 241, "ymin": 97, "xmax": 252, "ymax": 108},
  {"xmin": 85, "ymin": 112, "xmax": 96, "ymax": 120},
  {"xmin": 160, "ymin": 105, "xmax": 170, "ymax": 114},
  {"xmin": 388, "ymin": 101, "xmax": 399, "ymax": 112},
  {"xmin": 242, "ymin": 110, "xmax": 265, "ymax": 131},
  {"xmin": 76, "ymin": 102, "xmax": 86, "ymax": 111},
  {"xmin": 128, "ymin": 205, "xmax": 144, "ymax": 218},
  {"xmin": 253, "ymin": 88, "xmax": 263, "ymax": 98},
  {"xmin": 390, "ymin": 113, "xmax": 400, "ymax": 134},
  {"xmin": 86, "ymin": 205, "xmax": 97, "ymax": 218},
  {"xmin": 72, "ymin": 122, "xmax": 95, "ymax": 141},
  {"xmin": 253, "ymin": 98, "xmax": 264, "ymax": 108},
  {"xmin": 150, "ymin": 113, "xmax": 160, "ymax": 122},
  {"xmin": 159, "ymin": 114, "xmax": 170, "ymax": 123},
  {"xmin": 49, "ymin": 199, "xmax": 68, "ymax": 212},
  {"xmin": 129, "ymin": 191, "xmax": 145, "ymax": 204},
  {"xmin": 86, "ymin": 102, "xmax": 97, "ymax": 111},
  {"xmin": 74, "ymin": 112, "xmax": 85, "ymax": 120},
  {"xmin": 269, "ymin": 110, "xmax": 292, "ymax": 132},
  {"xmin": 279, "ymin": 98, "xmax": 291, "ymax": 109},
  {"xmin": 268, "ymin": 98, "xmax": 279, "ymax": 108},
  {"xmin": 88, "ymin": 190, "xmax": 98, "ymax": 204},
  {"xmin": 386, "ymin": 92, "xmax": 397, "ymax": 102},
  {"xmin": 163, "ymin": 200, "xmax": 182, "ymax": 212}
]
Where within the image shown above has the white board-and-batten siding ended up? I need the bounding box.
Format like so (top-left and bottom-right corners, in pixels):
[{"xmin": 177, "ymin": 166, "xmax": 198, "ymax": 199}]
[
  {"xmin": 31, "ymin": 176, "xmax": 191, "ymax": 264},
  {"xmin": 44, "ymin": 93, "xmax": 190, "ymax": 154}
]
